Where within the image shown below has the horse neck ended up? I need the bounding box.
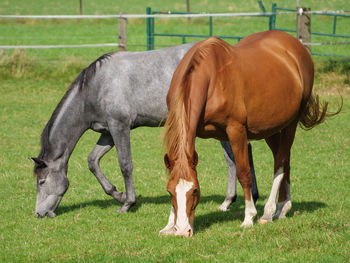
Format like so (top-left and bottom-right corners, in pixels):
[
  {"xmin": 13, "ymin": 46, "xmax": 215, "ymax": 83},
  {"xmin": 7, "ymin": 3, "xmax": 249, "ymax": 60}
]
[{"xmin": 39, "ymin": 86, "xmax": 89, "ymax": 165}]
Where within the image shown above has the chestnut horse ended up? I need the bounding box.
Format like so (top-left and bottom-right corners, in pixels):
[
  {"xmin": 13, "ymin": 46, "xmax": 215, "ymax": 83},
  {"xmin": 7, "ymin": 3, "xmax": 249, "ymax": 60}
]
[{"xmin": 161, "ymin": 30, "xmax": 336, "ymax": 237}]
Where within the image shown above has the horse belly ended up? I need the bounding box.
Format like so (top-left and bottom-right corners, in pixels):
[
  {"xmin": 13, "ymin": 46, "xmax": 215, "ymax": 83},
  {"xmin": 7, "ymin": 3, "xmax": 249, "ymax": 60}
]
[
  {"xmin": 245, "ymin": 83, "xmax": 302, "ymax": 139},
  {"xmin": 197, "ymin": 123, "xmax": 229, "ymax": 141}
]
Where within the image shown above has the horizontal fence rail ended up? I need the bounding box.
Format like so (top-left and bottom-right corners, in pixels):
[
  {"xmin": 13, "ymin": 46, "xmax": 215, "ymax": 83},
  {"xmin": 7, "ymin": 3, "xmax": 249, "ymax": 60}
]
[
  {"xmin": 0, "ymin": 43, "xmax": 120, "ymax": 49},
  {"xmin": 0, "ymin": 10, "xmax": 349, "ymax": 19},
  {"xmin": 1, "ymin": 8, "xmax": 349, "ymax": 56}
]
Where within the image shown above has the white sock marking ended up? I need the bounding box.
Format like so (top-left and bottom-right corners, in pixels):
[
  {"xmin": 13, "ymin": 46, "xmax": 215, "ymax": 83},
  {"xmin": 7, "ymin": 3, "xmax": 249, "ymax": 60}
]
[
  {"xmin": 241, "ymin": 192, "xmax": 257, "ymax": 227},
  {"xmin": 262, "ymin": 167, "xmax": 284, "ymax": 220}
]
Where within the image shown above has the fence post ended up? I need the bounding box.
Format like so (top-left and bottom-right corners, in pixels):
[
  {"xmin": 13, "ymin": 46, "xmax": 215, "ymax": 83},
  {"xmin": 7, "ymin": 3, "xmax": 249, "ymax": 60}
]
[
  {"xmin": 79, "ymin": 0, "xmax": 83, "ymax": 15},
  {"xmin": 209, "ymin": 16, "xmax": 213, "ymax": 36},
  {"xmin": 297, "ymin": 7, "xmax": 311, "ymax": 51},
  {"xmin": 118, "ymin": 13, "xmax": 127, "ymax": 51},
  {"xmin": 146, "ymin": 7, "xmax": 154, "ymax": 50},
  {"xmin": 186, "ymin": 0, "xmax": 191, "ymax": 23},
  {"xmin": 269, "ymin": 3, "xmax": 276, "ymax": 30}
]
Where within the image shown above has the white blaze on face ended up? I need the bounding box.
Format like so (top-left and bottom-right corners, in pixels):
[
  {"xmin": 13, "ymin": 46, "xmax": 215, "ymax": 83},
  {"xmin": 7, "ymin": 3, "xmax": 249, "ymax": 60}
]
[{"xmin": 175, "ymin": 179, "xmax": 193, "ymax": 230}]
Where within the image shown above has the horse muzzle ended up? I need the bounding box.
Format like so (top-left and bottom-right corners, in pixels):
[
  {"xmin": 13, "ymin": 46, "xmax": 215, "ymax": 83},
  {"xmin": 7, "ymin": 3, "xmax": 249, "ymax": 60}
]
[
  {"xmin": 174, "ymin": 224, "xmax": 193, "ymax": 237},
  {"xmin": 35, "ymin": 195, "xmax": 62, "ymax": 218}
]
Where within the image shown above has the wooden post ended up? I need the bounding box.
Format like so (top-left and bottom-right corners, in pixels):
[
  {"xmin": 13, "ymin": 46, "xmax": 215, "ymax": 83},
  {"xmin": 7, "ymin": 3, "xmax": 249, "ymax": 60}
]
[
  {"xmin": 79, "ymin": 0, "xmax": 83, "ymax": 15},
  {"xmin": 186, "ymin": 0, "xmax": 190, "ymax": 23},
  {"xmin": 118, "ymin": 13, "xmax": 127, "ymax": 51},
  {"xmin": 297, "ymin": 7, "xmax": 311, "ymax": 51}
]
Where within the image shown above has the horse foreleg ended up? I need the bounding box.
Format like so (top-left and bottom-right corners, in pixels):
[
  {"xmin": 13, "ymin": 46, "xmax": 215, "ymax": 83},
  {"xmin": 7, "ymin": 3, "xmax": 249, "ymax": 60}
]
[
  {"xmin": 226, "ymin": 123, "xmax": 257, "ymax": 227},
  {"xmin": 88, "ymin": 133, "xmax": 126, "ymax": 203},
  {"xmin": 109, "ymin": 121, "xmax": 136, "ymax": 213}
]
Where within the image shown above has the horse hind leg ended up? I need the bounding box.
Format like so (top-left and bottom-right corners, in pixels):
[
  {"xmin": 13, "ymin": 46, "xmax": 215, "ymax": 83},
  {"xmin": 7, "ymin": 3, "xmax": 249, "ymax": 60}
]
[
  {"xmin": 88, "ymin": 133, "xmax": 126, "ymax": 203},
  {"xmin": 259, "ymin": 121, "xmax": 297, "ymax": 224},
  {"xmin": 274, "ymin": 149, "xmax": 292, "ymax": 219},
  {"xmin": 274, "ymin": 173, "xmax": 292, "ymax": 219}
]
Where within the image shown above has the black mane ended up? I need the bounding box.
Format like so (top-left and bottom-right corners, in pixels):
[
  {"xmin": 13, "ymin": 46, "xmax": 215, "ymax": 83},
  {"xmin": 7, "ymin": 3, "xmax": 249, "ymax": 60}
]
[{"xmin": 38, "ymin": 52, "xmax": 114, "ymax": 159}]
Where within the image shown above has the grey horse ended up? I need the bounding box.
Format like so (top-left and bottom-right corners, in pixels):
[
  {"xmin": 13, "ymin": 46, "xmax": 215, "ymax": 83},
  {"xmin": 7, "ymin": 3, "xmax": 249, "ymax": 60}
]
[{"xmin": 31, "ymin": 42, "xmax": 258, "ymax": 218}]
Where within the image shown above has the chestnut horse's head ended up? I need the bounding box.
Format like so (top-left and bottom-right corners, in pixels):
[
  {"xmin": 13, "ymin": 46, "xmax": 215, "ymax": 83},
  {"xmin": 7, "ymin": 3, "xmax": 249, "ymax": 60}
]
[{"xmin": 163, "ymin": 151, "xmax": 200, "ymax": 237}]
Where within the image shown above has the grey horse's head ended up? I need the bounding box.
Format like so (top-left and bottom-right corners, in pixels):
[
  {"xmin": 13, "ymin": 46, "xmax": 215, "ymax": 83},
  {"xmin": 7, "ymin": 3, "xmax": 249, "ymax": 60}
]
[{"xmin": 30, "ymin": 157, "xmax": 69, "ymax": 218}]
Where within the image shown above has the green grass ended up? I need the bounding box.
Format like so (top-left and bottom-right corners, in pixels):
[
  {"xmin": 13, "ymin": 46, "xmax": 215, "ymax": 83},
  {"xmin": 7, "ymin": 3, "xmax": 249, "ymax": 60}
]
[
  {"xmin": 1, "ymin": 1, "xmax": 350, "ymax": 262},
  {"xmin": 0, "ymin": 63, "xmax": 349, "ymax": 261}
]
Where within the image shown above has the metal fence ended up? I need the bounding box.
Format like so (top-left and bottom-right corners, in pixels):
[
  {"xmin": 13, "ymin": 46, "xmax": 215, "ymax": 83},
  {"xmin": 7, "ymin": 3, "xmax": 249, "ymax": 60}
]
[{"xmin": 146, "ymin": 2, "xmax": 350, "ymax": 57}]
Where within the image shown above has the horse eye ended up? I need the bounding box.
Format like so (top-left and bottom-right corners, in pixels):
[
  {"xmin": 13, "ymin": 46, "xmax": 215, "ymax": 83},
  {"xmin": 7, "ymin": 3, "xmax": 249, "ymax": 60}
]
[
  {"xmin": 192, "ymin": 189, "xmax": 198, "ymax": 195},
  {"xmin": 39, "ymin": 179, "xmax": 46, "ymax": 185}
]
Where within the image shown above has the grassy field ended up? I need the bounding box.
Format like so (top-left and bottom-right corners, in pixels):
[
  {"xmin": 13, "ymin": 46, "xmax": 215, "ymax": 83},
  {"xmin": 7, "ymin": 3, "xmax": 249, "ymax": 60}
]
[{"xmin": 1, "ymin": 0, "xmax": 350, "ymax": 262}]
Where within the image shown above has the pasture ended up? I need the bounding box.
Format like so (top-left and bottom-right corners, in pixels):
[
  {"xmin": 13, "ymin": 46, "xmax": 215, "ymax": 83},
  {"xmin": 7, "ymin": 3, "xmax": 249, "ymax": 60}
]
[{"xmin": 0, "ymin": 0, "xmax": 349, "ymax": 262}]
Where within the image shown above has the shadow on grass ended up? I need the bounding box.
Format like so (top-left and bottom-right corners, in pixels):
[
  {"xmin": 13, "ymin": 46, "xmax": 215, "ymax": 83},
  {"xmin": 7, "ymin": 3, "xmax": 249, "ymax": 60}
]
[
  {"xmin": 194, "ymin": 196, "xmax": 327, "ymax": 233},
  {"xmin": 56, "ymin": 199, "xmax": 119, "ymax": 216},
  {"xmin": 56, "ymin": 194, "xmax": 234, "ymax": 215},
  {"xmin": 55, "ymin": 194, "xmax": 326, "ymax": 231}
]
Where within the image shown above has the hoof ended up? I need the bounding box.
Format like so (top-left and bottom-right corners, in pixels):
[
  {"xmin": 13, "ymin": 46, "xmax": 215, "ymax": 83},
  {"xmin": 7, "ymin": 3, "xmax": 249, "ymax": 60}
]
[
  {"xmin": 36, "ymin": 211, "xmax": 56, "ymax": 218},
  {"xmin": 47, "ymin": 211, "xmax": 56, "ymax": 218},
  {"xmin": 218, "ymin": 196, "xmax": 236, "ymax": 211},
  {"xmin": 117, "ymin": 201, "xmax": 135, "ymax": 213},
  {"xmin": 218, "ymin": 203, "xmax": 230, "ymax": 212},
  {"xmin": 218, "ymin": 200, "xmax": 231, "ymax": 212},
  {"xmin": 240, "ymin": 219, "xmax": 254, "ymax": 228},
  {"xmin": 275, "ymin": 200, "xmax": 292, "ymax": 219},
  {"xmin": 258, "ymin": 218, "xmax": 272, "ymax": 224}
]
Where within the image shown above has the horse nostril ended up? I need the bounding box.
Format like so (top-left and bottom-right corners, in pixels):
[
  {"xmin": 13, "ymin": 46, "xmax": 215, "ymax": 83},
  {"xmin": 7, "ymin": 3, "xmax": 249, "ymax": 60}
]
[{"xmin": 188, "ymin": 229, "xmax": 192, "ymax": 236}]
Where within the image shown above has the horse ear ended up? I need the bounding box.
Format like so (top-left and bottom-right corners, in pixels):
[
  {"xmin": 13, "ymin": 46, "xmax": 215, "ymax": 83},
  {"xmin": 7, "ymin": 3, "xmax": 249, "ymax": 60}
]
[
  {"xmin": 190, "ymin": 151, "xmax": 198, "ymax": 169},
  {"xmin": 164, "ymin": 154, "xmax": 173, "ymax": 170},
  {"xmin": 29, "ymin": 157, "xmax": 47, "ymax": 168}
]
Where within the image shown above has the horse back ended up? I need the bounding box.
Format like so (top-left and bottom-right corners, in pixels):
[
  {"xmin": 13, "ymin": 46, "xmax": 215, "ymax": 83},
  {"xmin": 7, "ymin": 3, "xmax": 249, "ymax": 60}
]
[
  {"xmin": 179, "ymin": 31, "xmax": 314, "ymax": 140},
  {"xmin": 86, "ymin": 43, "xmax": 195, "ymax": 128}
]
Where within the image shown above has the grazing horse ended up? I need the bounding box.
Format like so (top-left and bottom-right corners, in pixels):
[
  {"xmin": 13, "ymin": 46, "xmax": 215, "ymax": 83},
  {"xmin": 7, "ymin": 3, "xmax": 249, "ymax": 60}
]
[
  {"xmin": 30, "ymin": 42, "xmax": 258, "ymax": 218},
  {"xmin": 162, "ymin": 30, "xmax": 339, "ymax": 237}
]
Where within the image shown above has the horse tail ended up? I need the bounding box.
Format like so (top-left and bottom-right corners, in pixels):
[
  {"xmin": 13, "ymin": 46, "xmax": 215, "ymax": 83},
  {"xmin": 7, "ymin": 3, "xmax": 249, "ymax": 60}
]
[{"xmin": 299, "ymin": 93, "xmax": 342, "ymax": 130}]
